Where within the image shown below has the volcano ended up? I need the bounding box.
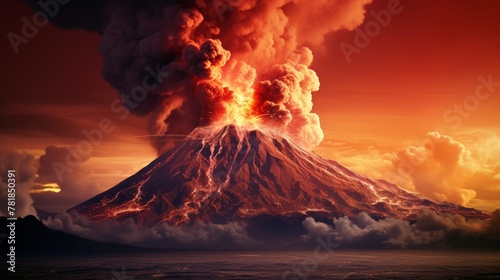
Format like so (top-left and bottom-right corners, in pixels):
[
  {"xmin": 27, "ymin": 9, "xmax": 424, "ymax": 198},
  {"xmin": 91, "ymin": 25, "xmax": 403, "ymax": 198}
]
[{"xmin": 71, "ymin": 125, "xmax": 488, "ymax": 227}]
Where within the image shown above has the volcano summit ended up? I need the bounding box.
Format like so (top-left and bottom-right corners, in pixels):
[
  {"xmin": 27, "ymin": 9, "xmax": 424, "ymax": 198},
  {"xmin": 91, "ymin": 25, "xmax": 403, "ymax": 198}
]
[{"xmin": 71, "ymin": 125, "xmax": 488, "ymax": 228}]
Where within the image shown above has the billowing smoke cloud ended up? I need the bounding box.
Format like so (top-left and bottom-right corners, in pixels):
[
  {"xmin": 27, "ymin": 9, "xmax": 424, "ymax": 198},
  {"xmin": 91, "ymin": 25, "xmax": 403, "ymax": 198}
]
[
  {"xmin": 36, "ymin": 145, "xmax": 90, "ymax": 184},
  {"xmin": 41, "ymin": 209, "xmax": 500, "ymax": 249},
  {"xmin": 0, "ymin": 146, "xmax": 137, "ymax": 215},
  {"xmin": 43, "ymin": 210, "xmax": 258, "ymax": 249},
  {"xmin": 32, "ymin": 146, "xmax": 106, "ymax": 213},
  {"xmin": 0, "ymin": 147, "xmax": 106, "ymax": 216},
  {"xmin": 391, "ymin": 132, "xmax": 478, "ymax": 206},
  {"xmin": 0, "ymin": 150, "xmax": 38, "ymax": 217},
  {"xmin": 24, "ymin": 0, "xmax": 372, "ymax": 154},
  {"xmin": 302, "ymin": 209, "xmax": 500, "ymax": 248}
]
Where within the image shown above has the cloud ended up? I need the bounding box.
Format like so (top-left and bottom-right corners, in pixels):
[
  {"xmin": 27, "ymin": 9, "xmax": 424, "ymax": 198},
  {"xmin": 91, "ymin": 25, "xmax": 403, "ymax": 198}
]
[
  {"xmin": 23, "ymin": 0, "xmax": 373, "ymax": 154},
  {"xmin": 36, "ymin": 145, "xmax": 88, "ymax": 183},
  {"xmin": 0, "ymin": 150, "xmax": 38, "ymax": 217},
  {"xmin": 316, "ymin": 139, "xmax": 395, "ymax": 182},
  {"xmin": 43, "ymin": 210, "xmax": 259, "ymax": 249},
  {"xmin": 325, "ymin": 131, "xmax": 500, "ymax": 210},
  {"xmin": 41, "ymin": 208, "xmax": 500, "ymax": 249},
  {"xmin": 31, "ymin": 146, "xmax": 105, "ymax": 213},
  {"xmin": 387, "ymin": 131, "xmax": 500, "ymax": 207},
  {"xmin": 302, "ymin": 209, "xmax": 500, "ymax": 249},
  {"xmin": 389, "ymin": 132, "xmax": 477, "ymax": 205},
  {"xmin": 0, "ymin": 147, "xmax": 107, "ymax": 215}
]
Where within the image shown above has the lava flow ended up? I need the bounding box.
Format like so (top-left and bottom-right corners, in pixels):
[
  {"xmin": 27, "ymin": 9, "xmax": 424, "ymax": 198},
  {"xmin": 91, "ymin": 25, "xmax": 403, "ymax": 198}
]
[{"xmin": 70, "ymin": 125, "xmax": 489, "ymax": 226}]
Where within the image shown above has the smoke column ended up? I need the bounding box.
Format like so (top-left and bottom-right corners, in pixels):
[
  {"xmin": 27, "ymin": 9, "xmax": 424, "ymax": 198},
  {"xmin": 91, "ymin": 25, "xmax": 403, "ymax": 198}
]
[{"xmin": 25, "ymin": 0, "xmax": 372, "ymax": 154}]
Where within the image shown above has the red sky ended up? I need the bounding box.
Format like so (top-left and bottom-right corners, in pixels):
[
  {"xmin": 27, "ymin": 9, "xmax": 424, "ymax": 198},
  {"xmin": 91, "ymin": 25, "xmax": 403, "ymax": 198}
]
[{"xmin": 1, "ymin": 0, "xmax": 499, "ymax": 212}]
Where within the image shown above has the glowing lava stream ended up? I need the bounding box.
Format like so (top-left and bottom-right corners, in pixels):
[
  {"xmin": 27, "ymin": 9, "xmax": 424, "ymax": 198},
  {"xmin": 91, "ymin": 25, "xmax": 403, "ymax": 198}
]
[
  {"xmin": 174, "ymin": 125, "xmax": 256, "ymax": 221},
  {"xmin": 90, "ymin": 160, "xmax": 165, "ymax": 220},
  {"xmin": 121, "ymin": 123, "xmax": 393, "ymax": 223},
  {"xmin": 158, "ymin": 125, "xmax": 298, "ymax": 224},
  {"xmin": 165, "ymin": 83, "xmax": 276, "ymax": 220}
]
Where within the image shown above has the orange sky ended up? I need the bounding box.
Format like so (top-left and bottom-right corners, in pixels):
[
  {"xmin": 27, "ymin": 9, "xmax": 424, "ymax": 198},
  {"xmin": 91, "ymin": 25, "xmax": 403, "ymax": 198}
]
[{"xmin": 0, "ymin": 0, "xmax": 499, "ymax": 212}]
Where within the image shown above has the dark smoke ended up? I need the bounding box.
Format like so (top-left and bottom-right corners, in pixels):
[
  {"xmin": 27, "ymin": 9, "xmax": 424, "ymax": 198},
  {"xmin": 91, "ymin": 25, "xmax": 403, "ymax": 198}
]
[
  {"xmin": 24, "ymin": 0, "xmax": 372, "ymax": 154},
  {"xmin": 302, "ymin": 209, "xmax": 500, "ymax": 248}
]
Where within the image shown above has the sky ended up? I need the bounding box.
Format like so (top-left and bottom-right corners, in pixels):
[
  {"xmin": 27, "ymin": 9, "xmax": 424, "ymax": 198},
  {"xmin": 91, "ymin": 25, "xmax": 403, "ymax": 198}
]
[{"xmin": 0, "ymin": 0, "xmax": 499, "ymax": 213}]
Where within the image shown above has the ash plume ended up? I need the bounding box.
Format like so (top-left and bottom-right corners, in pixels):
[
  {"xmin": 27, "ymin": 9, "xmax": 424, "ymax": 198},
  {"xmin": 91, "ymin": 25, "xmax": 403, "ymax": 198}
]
[{"xmin": 24, "ymin": 0, "xmax": 372, "ymax": 154}]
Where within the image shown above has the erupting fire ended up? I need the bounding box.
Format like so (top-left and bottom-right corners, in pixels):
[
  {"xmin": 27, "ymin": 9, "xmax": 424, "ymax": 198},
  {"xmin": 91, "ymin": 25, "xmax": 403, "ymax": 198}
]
[
  {"xmin": 176, "ymin": 37, "xmax": 324, "ymax": 153},
  {"xmin": 79, "ymin": 0, "xmax": 379, "ymax": 155},
  {"xmin": 214, "ymin": 83, "xmax": 258, "ymax": 128}
]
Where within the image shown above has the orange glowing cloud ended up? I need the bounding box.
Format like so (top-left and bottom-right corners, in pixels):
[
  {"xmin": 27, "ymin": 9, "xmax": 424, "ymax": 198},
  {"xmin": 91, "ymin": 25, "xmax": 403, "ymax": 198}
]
[
  {"xmin": 54, "ymin": 0, "xmax": 375, "ymax": 155},
  {"xmin": 324, "ymin": 130, "xmax": 500, "ymax": 210},
  {"xmin": 390, "ymin": 132, "xmax": 477, "ymax": 206}
]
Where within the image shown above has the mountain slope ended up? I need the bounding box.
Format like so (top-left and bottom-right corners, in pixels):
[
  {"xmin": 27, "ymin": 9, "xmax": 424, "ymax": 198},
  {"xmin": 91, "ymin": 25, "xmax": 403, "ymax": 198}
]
[{"xmin": 71, "ymin": 125, "xmax": 489, "ymax": 226}]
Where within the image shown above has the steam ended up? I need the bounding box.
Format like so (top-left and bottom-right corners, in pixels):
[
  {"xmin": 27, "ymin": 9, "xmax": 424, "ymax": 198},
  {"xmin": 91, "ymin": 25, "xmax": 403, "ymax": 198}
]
[
  {"xmin": 24, "ymin": 0, "xmax": 373, "ymax": 154},
  {"xmin": 303, "ymin": 209, "xmax": 500, "ymax": 248},
  {"xmin": 41, "ymin": 209, "xmax": 500, "ymax": 249},
  {"xmin": 0, "ymin": 150, "xmax": 38, "ymax": 218}
]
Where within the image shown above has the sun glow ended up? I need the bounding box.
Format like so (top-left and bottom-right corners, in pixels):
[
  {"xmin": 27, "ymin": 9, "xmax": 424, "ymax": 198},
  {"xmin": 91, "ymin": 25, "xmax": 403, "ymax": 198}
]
[{"xmin": 30, "ymin": 183, "xmax": 61, "ymax": 193}]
